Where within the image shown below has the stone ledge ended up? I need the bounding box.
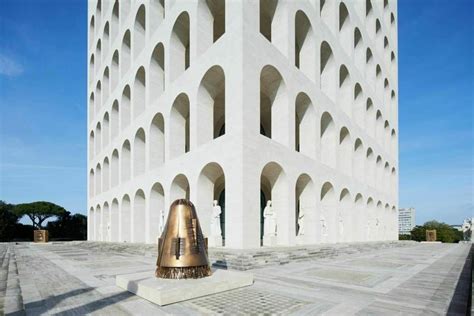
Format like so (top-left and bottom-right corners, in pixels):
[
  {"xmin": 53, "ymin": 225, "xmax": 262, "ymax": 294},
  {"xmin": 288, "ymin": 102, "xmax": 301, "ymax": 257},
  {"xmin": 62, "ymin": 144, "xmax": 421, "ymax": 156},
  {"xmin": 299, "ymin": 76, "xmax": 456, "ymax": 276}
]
[{"xmin": 116, "ymin": 269, "xmax": 253, "ymax": 306}]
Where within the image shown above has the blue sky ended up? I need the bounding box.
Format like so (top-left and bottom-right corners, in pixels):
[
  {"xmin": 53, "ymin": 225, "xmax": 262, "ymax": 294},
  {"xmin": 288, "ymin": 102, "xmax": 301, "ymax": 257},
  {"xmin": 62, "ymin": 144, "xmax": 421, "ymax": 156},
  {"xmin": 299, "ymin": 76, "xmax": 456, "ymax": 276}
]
[{"xmin": 0, "ymin": 0, "xmax": 472, "ymax": 225}]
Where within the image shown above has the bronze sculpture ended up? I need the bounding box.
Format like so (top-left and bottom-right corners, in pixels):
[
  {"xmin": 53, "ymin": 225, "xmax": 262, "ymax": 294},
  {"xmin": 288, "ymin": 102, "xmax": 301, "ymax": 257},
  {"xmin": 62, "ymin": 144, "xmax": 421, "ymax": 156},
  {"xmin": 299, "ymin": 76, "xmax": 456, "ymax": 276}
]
[{"xmin": 156, "ymin": 199, "xmax": 212, "ymax": 279}]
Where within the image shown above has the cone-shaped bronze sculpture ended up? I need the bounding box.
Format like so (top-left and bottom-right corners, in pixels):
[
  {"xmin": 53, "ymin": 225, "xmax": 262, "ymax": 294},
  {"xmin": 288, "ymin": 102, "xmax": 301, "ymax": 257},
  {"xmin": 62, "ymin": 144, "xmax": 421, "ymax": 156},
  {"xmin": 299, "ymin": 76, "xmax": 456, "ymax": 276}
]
[{"xmin": 155, "ymin": 199, "xmax": 211, "ymax": 279}]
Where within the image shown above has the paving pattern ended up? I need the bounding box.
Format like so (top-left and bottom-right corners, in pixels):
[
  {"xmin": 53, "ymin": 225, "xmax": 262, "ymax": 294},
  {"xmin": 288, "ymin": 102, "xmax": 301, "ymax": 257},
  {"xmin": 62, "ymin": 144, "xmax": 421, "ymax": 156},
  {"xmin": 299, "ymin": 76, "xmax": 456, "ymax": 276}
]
[{"xmin": 0, "ymin": 241, "xmax": 471, "ymax": 315}]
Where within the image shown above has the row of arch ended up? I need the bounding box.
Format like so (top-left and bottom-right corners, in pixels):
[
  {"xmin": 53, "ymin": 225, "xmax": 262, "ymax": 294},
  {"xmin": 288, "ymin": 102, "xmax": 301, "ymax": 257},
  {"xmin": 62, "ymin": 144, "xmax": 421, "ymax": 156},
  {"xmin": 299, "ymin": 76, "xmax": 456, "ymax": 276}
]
[{"xmin": 89, "ymin": 161, "xmax": 397, "ymax": 245}]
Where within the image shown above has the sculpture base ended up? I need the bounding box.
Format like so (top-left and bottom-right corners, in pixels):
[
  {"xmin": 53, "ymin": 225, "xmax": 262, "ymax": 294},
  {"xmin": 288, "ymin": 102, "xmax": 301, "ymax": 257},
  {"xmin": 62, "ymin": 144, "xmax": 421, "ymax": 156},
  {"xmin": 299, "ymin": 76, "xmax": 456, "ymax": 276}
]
[
  {"xmin": 155, "ymin": 265, "xmax": 211, "ymax": 279},
  {"xmin": 208, "ymin": 236, "xmax": 223, "ymax": 247},
  {"xmin": 263, "ymin": 235, "xmax": 277, "ymax": 247},
  {"xmin": 116, "ymin": 269, "xmax": 253, "ymax": 306}
]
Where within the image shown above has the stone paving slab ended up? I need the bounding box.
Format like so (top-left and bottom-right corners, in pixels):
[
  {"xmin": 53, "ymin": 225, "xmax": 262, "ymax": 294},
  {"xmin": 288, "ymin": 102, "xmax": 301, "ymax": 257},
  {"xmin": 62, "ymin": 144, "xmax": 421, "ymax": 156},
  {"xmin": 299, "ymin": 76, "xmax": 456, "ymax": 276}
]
[{"xmin": 0, "ymin": 241, "xmax": 471, "ymax": 315}]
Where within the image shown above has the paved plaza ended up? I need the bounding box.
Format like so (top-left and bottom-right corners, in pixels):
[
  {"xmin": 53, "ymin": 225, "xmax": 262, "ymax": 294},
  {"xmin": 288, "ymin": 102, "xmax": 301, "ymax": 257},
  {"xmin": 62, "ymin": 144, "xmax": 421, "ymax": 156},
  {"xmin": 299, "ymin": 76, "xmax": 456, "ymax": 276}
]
[{"xmin": 1, "ymin": 241, "xmax": 471, "ymax": 315}]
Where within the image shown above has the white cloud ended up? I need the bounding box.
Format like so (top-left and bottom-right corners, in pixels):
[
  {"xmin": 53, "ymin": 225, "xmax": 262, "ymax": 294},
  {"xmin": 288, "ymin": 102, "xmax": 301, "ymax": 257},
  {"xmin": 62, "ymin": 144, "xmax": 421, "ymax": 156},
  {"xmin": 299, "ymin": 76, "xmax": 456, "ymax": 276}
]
[{"xmin": 0, "ymin": 54, "xmax": 24, "ymax": 77}]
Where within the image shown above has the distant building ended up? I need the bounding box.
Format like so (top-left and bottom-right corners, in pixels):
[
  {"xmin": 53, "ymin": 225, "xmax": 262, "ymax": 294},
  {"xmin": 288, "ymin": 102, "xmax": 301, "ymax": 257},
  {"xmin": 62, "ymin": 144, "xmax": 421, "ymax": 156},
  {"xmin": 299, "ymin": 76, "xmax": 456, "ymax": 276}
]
[{"xmin": 398, "ymin": 208, "xmax": 415, "ymax": 235}]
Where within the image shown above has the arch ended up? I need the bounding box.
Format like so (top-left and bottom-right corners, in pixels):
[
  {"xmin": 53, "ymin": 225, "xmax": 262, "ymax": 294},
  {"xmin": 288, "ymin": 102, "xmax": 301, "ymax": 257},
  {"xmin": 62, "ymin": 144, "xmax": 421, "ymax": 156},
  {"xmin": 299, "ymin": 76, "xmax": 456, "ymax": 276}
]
[
  {"xmin": 384, "ymin": 78, "xmax": 390, "ymax": 107},
  {"xmin": 366, "ymin": 0, "xmax": 375, "ymax": 37},
  {"xmin": 295, "ymin": 10, "xmax": 316, "ymax": 81},
  {"xmin": 89, "ymin": 130, "xmax": 95, "ymax": 160},
  {"xmin": 95, "ymin": 122, "xmax": 102, "ymax": 154},
  {"xmin": 354, "ymin": 193, "xmax": 364, "ymax": 241},
  {"xmin": 353, "ymin": 138, "xmax": 365, "ymax": 181},
  {"xmin": 295, "ymin": 92, "xmax": 316, "ymax": 158},
  {"xmin": 170, "ymin": 174, "xmax": 190, "ymax": 201},
  {"xmin": 95, "ymin": 204, "xmax": 101, "ymax": 241},
  {"xmin": 133, "ymin": 128, "xmax": 146, "ymax": 176},
  {"xmin": 111, "ymin": 149, "xmax": 119, "ymax": 187},
  {"xmin": 102, "ymin": 202, "xmax": 110, "ymax": 241},
  {"xmin": 260, "ymin": 162, "xmax": 288, "ymax": 245},
  {"xmin": 133, "ymin": 5, "xmax": 146, "ymax": 58},
  {"xmin": 111, "ymin": 50, "xmax": 119, "ymax": 91},
  {"xmin": 121, "ymin": 194, "xmax": 131, "ymax": 242},
  {"xmin": 354, "ymin": 28, "xmax": 364, "ymax": 67},
  {"xmin": 197, "ymin": 162, "xmax": 226, "ymax": 246},
  {"xmin": 260, "ymin": 65, "xmax": 287, "ymax": 144},
  {"xmin": 338, "ymin": 188, "xmax": 351, "ymax": 242},
  {"xmin": 366, "ymin": 147, "xmax": 375, "ymax": 186},
  {"xmin": 260, "ymin": 0, "xmax": 287, "ymax": 55},
  {"xmin": 149, "ymin": 113, "xmax": 165, "ymax": 169},
  {"xmin": 384, "ymin": 120, "xmax": 391, "ymax": 151},
  {"xmin": 384, "ymin": 161, "xmax": 390, "ymax": 194},
  {"xmin": 295, "ymin": 174, "xmax": 316, "ymax": 243},
  {"xmin": 354, "ymin": 83, "xmax": 364, "ymax": 127},
  {"xmin": 170, "ymin": 12, "xmax": 190, "ymax": 82},
  {"xmin": 197, "ymin": 65, "xmax": 226, "ymax": 145},
  {"xmin": 170, "ymin": 93, "xmax": 190, "ymax": 158},
  {"xmin": 376, "ymin": 110, "xmax": 384, "ymax": 145},
  {"xmin": 133, "ymin": 189, "xmax": 146, "ymax": 242},
  {"xmin": 338, "ymin": 65, "xmax": 351, "ymax": 116},
  {"xmin": 150, "ymin": 0, "xmax": 165, "ymax": 34},
  {"xmin": 121, "ymin": 30, "xmax": 131, "ymax": 76},
  {"xmin": 89, "ymin": 92, "xmax": 94, "ymax": 123},
  {"xmin": 376, "ymin": 155, "xmax": 383, "ymax": 189},
  {"xmin": 95, "ymin": 163, "xmax": 102, "ymax": 195},
  {"xmin": 103, "ymin": 157, "xmax": 110, "ymax": 192},
  {"xmin": 339, "ymin": 127, "xmax": 352, "ymax": 176},
  {"xmin": 150, "ymin": 182, "xmax": 165, "ymax": 242},
  {"xmin": 391, "ymin": 128, "xmax": 397, "ymax": 155},
  {"xmin": 366, "ymin": 48, "xmax": 374, "ymax": 84},
  {"xmin": 366, "ymin": 98, "xmax": 375, "ymax": 137},
  {"xmin": 366, "ymin": 197, "xmax": 375, "ymax": 240},
  {"xmin": 320, "ymin": 41, "xmax": 336, "ymax": 101},
  {"xmin": 121, "ymin": 140, "xmax": 131, "ymax": 182},
  {"xmin": 102, "ymin": 112, "xmax": 110, "ymax": 148},
  {"xmin": 111, "ymin": 198, "xmax": 119, "ymax": 241},
  {"xmin": 89, "ymin": 16, "xmax": 95, "ymax": 48},
  {"xmin": 197, "ymin": 0, "xmax": 225, "ymax": 55},
  {"xmin": 150, "ymin": 43, "xmax": 165, "ymax": 102},
  {"xmin": 89, "ymin": 169, "xmax": 95, "ymax": 197},
  {"xmin": 375, "ymin": 64, "xmax": 383, "ymax": 94},
  {"xmin": 96, "ymin": 0, "xmax": 102, "ymax": 30},
  {"xmin": 89, "ymin": 54, "xmax": 95, "ymax": 85},
  {"xmin": 133, "ymin": 66, "xmax": 146, "ymax": 118},
  {"xmin": 375, "ymin": 200, "xmax": 383, "ymax": 240},
  {"xmin": 95, "ymin": 81, "xmax": 101, "ymax": 114},
  {"xmin": 320, "ymin": 112, "xmax": 336, "ymax": 168},
  {"xmin": 111, "ymin": 100, "xmax": 119, "ymax": 140},
  {"xmin": 320, "ymin": 181, "xmax": 336, "ymax": 243},
  {"xmin": 102, "ymin": 67, "xmax": 110, "ymax": 105},
  {"xmin": 112, "ymin": 0, "xmax": 119, "ymax": 41},
  {"xmin": 121, "ymin": 85, "xmax": 131, "ymax": 128},
  {"xmin": 320, "ymin": 0, "xmax": 336, "ymax": 31},
  {"xmin": 339, "ymin": 2, "xmax": 351, "ymax": 53},
  {"xmin": 96, "ymin": 39, "xmax": 102, "ymax": 66},
  {"xmin": 103, "ymin": 22, "xmax": 110, "ymax": 58},
  {"xmin": 391, "ymin": 167, "xmax": 397, "ymax": 196}
]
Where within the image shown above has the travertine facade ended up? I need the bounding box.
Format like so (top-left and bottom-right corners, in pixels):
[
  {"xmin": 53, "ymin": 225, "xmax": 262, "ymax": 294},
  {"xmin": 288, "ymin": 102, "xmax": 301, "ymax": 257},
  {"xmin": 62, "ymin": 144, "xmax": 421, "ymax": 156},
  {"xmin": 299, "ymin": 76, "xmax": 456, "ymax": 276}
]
[{"xmin": 87, "ymin": 0, "xmax": 399, "ymax": 249}]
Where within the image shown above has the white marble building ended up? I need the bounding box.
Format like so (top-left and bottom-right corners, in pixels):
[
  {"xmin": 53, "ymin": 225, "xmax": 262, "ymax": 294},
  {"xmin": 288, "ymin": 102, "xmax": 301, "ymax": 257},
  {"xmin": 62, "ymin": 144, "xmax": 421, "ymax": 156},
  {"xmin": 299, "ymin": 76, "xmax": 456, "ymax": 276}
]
[{"xmin": 87, "ymin": 0, "xmax": 399, "ymax": 249}]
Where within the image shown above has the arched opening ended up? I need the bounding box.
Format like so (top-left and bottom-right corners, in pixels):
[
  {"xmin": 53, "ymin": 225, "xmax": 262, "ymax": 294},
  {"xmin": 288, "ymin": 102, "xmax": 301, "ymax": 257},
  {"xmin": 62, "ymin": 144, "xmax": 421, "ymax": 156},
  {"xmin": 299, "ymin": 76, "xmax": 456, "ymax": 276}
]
[
  {"xmin": 391, "ymin": 90, "xmax": 397, "ymax": 121},
  {"xmin": 170, "ymin": 12, "xmax": 190, "ymax": 82},
  {"xmin": 383, "ymin": 203, "xmax": 390, "ymax": 240},
  {"xmin": 121, "ymin": 140, "xmax": 131, "ymax": 182},
  {"xmin": 170, "ymin": 93, "xmax": 190, "ymax": 158},
  {"xmin": 197, "ymin": 0, "xmax": 226, "ymax": 55},
  {"xmin": 89, "ymin": 169, "xmax": 95, "ymax": 197},
  {"xmin": 260, "ymin": 65, "xmax": 287, "ymax": 144},
  {"xmin": 133, "ymin": 67, "xmax": 146, "ymax": 118},
  {"xmin": 376, "ymin": 110, "xmax": 383, "ymax": 145},
  {"xmin": 339, "ymin": 127, "xmax": 352, "ymax": 176},
  {"xmin": 391, "ymin": 129, "xmax": 397, "ymax": 155},
  {"xmin": 111, "ymin": 50, "xmax": 119, "ymax": 92},
  {"xmin": 149, "ymin": 113, "xmax": 165, "ymax": 169},
  {"xmin": 366, "ymin": 98, "xmax": 375, "ymax": 137},
  {"xmin": 353, "ymin": 83, "xmax": 364, "ymax": 127},
  {"xmin": 320, "ymin": 112, "xmax": 336, "ymax": 168},
  {"xmin": 354, "ymin": 193, "xmax": 364, "ymax": 241},
  {"xmin": 95, "ymin": 204, "xmax": 101, "ymax": 241},
  {"xmin": 384, "ymin": 161, "xmax": 390, "ymax": 194},
  {"xmin": 133, "ymin": 189, "xmax": 146, "ymax": 242},
  {"xmin": 89, "ymin": 92, "xmax": 94, "ymax": 123},
  {"xmin": 384, "ymin": 37, "xmax": 390, "ymax": 65},
  {"xmin": 103, "ymin": 112, "xmax": 109, "ymax": 147},
  {"xmin": 320, "ymin": 0, "xmax": 336, "ymax": 32},
  {"xmin": 96, "ymin": 0, "xmax": 102, "ymax": 33},
  {"xmin": 121, "ymin": 85, "xmax": 131, "ymax": 128},
  {"xmin": 112, "ymin": 1, "xmax": 119, "ymax": 41},
  {"xmin": 366, "ymin": 48, "xmax": 374, "ymax": 85},
  {"xmin": 150, "ymin": 43, "xmax": 165, "ymax": 102},
  {"xmin": 320, "ymin": 42, "xmax": 336, "ymax": 101},
  {"xmin": 391, "ymin": 167, "xmax": 397, "ymax": 196},
  {"xmin": 95, "ymin": 163, "xmax": 102, "ymax": 195},
  {"xmin": 150, "ymin": 0, "xmax": 165, "ymax": 34},
  {"xmin": 384, "ymin": 78, "xmax": 390, "ymax": 107},
  {"xmin": 121, "ymin": 0, "xmax": 131, "ymax": 23},
  {"xmin": 170, "ymin": 174, "xmax": 190, "ymax": 201},
  {"xmin": 133, "ymin": 5, "xmax": 146, "ymax": 58},
  {"xmin": 102, "ymin": 68, "xmax": 109, "ymax": 105},
  {"xmin": 366, "ymin": 0, "xmax": 375, "ymax": 38},
  {"xmin": 339, "ymin": 188, "xmax": 351, "ymax": 242},
  {"xmin": 354, "ymin": 28, "xmax": 364, "ymax": 68},
  {"xmin": 197, "ymin": 66, "xmax": 226, "ymax": 145},
  {"xmin": 95, "ymin": 122, "xmax": 102, "ymax": 154},
  {"xmin": 96, "ymin": 40, "xmax": 102, "ymax": 67},
  {"xmin": 103, "ymin": 22, "xmax": 109, "ymax": 58},
  {"xmin": 375, "ymin": 201, "xmax": 383, "ymax": 240},
  {"xmin": 89, "ymin": 54, "xmax": 94, "ymax": 85},
  {"xmin": 121, "ymin": 195, "xmax": 131, "ymax": 242},
  {"xmin": 89, "ymin": 207, "xmax": 94, "ymax": 240},
  {"xmin": 111, "ymin": 149, "xmax": 119, "ymax": 187},
  {"xmin": 375, "ymin": 19, "xmax": 382, "ymax": 51},
  {"xmin": 338, "ymin": 65, "xmax": 351, "ymax": 116},
  {"xmin": 95, "ymin": 81, "xmax": 102, "ymax": 114},
  {"xmin": 103, "ymin": 202, "xmax": 110, "ymax": 241},
  {"xmin": 366, "ymin": 197, "xmax": 375, "ymax": 240},
  {"xmin": 295, "ymin": 10, "xmax": 315, "ymax": 81},
  {"xmin": 103, "ymin": 157, "xmax": 110, "ymax": 192},
  {"xmin": 376, "ymin": 155, "xmax": 383, "ymax": 189},
  {"xmin": 353, "ymin": 138, "xmax": 365, "ymax": 181},
  {"xmin": 384, "ymin": 120, "xmax": 391, "ymax": 151},
  {"xmin": 260, "ymin": 162, "xmax": 288, "ymax": 246},
  {"xmin": 366, "ymin": 148, "xmax": 375, "ymax": 187},
  {"xmin": 150, "ymin": 182, "xmax": 165, "ymax": 242},
  {"xmin": 121, "ymin": 30, "xmax": 131, "ymax": 76},
  {"xmin": 111, "ymin": 100, "xmax": 119, "ymax": 140},
  {"xmin": 111, "ymin": 198, "xmax": 119, "ymax": 242},
  {"xmin": 295, "ymin": 174, "xmax": 316, "ymax": 243},
  {"xmin": 197, "ymin": 162, "xmax": 225, "ymax": 246},
  {"xmin": 89, "ymin": 130, "xmax": 95, "ymax": 160},
  {"xmin": 260, "ymin": 0, "xmax": 287, "ymax": 55},
  {"xmin": 295, "ymin": 92, "xmax": 316, "ymax": 158},
  {"xmin": 320, "ymin": 182, "xmax": 336, "ymax": 243},
  {"xmin": 339, "ymin": 3, "xmax": 351, "ymax": 53},
  {"xmin": 133, "ymin": 128, "xmax": 146, "ymax": 176},
  {"xmin": 89, "ymin": 16, "xmax": 95, "ymax": 48},
  {"xmin": 375, "ymin": 64, "xmax": 383, "ymax": 95}
]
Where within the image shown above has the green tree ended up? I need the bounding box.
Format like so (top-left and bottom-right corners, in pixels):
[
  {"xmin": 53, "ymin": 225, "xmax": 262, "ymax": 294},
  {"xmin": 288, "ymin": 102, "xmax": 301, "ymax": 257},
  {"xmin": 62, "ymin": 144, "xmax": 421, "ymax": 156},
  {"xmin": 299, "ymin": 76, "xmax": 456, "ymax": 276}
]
[
  {"xmin": 410, "ymin": 220, "xmax": 464, "ymax": 243},
  {"xmin": 13, "ymin": 201, "xmax": 67, "ymax": 229},
  {"xmin": 0, "ymin": 201, "xmax": 19, "ymax": 241},
  {"xmin": 47, "ymin": 211, "xmax": 87, "ymax": 240}
]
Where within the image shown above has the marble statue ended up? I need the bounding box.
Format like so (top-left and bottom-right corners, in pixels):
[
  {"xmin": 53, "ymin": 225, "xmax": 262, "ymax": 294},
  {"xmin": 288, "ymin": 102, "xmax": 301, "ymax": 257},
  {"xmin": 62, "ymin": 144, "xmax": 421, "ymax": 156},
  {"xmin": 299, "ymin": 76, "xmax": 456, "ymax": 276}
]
[
  {"xmin": 211, "ymin": 200, "xmax": 222, "ymax": 237},
  {"xmin": 263, "ymin": 200, "xmax": 276, "ymax": 237},
  {"xmin": 297, "ymin": 208, "xmax": 305, "ymax": 236}
]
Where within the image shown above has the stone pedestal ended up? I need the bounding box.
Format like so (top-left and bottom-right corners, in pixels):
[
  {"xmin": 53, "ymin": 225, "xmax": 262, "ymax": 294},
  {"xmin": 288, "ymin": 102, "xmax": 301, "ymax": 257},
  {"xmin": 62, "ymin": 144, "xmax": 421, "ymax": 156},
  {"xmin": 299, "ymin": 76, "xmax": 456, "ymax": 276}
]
[
  {"xmin": 34, "ymin": 230, "xmax": 48, "ymax": 243},
  {"xmin": 263, "ymin": 235, "xmax": 277, "ymax": 247},
  {"xmin": 208, "ymin": 236, "xmax": 223, "ymax": 247},
  {"xmin": 116, "ymin": 269, "xmax": 253, "ymax": 306}
]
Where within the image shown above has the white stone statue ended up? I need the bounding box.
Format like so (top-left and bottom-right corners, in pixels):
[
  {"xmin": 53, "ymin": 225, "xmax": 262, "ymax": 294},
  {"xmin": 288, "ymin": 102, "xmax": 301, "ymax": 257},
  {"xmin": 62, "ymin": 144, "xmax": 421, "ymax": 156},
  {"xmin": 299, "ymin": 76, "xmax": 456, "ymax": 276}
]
[
  {"xmin": 264, "ymin": 200, "xmax": 276, "ymax": 237},
  {"xmin": 159, "ymin": 209, "xmax": 165, "ymax": 233},
  {"xmin": 211, "ymin": 200, "xmax": 222, "ymax": 237},
  {"xmin": 297, "ymin": 207, "xmax": 305, "ymax": 236}
]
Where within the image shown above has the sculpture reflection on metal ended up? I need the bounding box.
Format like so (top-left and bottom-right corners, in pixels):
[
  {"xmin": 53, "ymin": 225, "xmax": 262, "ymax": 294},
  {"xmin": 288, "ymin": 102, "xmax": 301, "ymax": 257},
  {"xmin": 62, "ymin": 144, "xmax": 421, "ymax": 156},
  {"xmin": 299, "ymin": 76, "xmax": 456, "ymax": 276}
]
[{"xmin": 155, "ymin": 199, "xmax": 211, "ymax": 279}]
